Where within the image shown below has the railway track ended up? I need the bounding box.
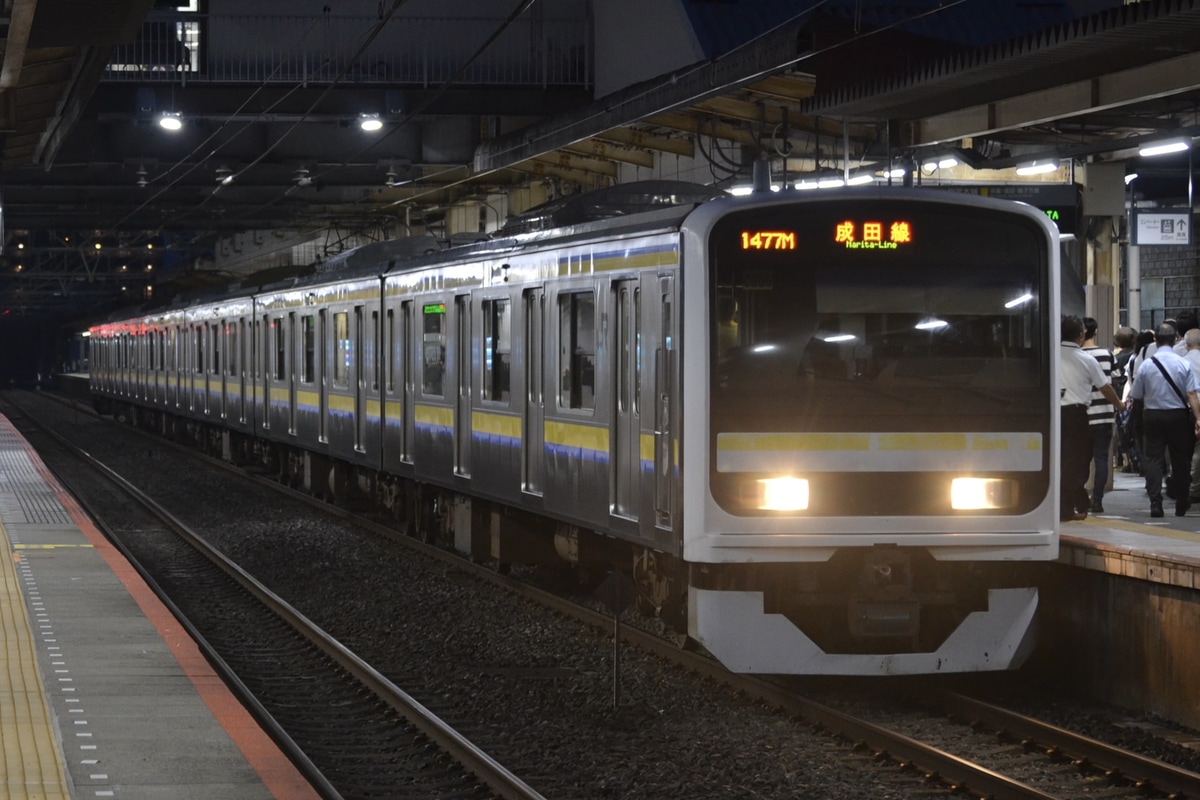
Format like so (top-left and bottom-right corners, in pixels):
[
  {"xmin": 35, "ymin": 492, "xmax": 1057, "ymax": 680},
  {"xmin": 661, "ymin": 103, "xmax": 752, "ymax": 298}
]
[
  {"xmin": 9, "ymin": 389, "xmax": 1200, "ymax": 799},
  {"xmin": 0, "ymin": 394, "xmax": 543, "ymax": 800}
]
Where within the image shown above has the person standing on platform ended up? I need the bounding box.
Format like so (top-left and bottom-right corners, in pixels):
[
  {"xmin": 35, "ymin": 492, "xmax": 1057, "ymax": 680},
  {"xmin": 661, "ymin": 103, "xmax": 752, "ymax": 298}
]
[
  {"xmin": 1128, "ymin": 322, "xmax": 1200, "ymax": 517},
  {"xmin": 1173, "ymin": 311, "xmax": 1199, "ymax": 355},
  {"xmin": 1184, "ymin": 328, "xmax": 1200, "ymax": 505},
  {"xmin": 1060, "ymin": 316, "xmax": 1123, "ymax": 522},
  {"xmin": 1082, "ymin": 317, "xmax": 1116, "ymax": 512}
]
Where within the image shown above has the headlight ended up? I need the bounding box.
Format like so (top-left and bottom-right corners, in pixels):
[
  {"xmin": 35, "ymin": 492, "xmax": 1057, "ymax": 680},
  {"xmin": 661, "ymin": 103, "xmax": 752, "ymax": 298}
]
[
  {"xmin": 950, "ymin": 477, "xmax": 1017, "ymax": 510},
  {"xmin": 751, "ymin": 476, "xmax": 810, "ymax": 511}
]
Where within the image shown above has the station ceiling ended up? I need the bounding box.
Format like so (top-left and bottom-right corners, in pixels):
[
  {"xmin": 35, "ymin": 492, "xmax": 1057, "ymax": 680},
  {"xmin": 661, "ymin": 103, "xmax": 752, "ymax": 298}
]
[{"xmin": 1, "ymin": 0, "xmax": 1199, "ymax": 324}]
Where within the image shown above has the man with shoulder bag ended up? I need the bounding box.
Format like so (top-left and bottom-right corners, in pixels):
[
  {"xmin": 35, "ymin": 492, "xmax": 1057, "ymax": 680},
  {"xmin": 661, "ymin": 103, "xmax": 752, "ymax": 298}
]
[{"xmin": 1128, "ymin": 323, "xmax": 1200, "ymax": 517}]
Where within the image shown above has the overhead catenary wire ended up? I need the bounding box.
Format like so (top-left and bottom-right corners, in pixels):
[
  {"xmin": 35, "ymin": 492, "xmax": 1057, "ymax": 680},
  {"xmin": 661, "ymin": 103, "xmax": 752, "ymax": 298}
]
[{"xmin": 372, "ymin": 0, "xmax": 969, "ymax": 210}]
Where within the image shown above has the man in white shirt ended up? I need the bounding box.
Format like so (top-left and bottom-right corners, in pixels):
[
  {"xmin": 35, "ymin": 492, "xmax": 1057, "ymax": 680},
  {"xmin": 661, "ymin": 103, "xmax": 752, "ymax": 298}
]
[
  {"xmin": 1129, "ymin": 323, "xmax": 1200, "ymax": 517},
  {"xmin": 1184, "ymin": 328, "xmax": 1200, "ymax": 503},
  {"xmin": 1061, "ymin": 316, "xmax": 1123, "ymax": 521}
]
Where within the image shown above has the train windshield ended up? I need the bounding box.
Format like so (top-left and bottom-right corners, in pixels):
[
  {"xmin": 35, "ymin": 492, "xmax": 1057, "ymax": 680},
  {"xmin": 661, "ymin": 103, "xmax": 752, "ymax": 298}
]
[{"xmin": 709, "ymin": 198, "xmax": 1050, "ymax": 432}]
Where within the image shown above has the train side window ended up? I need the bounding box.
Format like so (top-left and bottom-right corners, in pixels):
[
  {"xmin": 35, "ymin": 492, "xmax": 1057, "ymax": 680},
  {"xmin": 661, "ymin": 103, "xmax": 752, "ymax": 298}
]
[
  {"xmin": 195, "ymin": 325, "xmax": 205, "ymax": 374},
  {"xmin": 227, "ymin": 322, "xmax": 239, "ymax": 376},
  {"xmin": 333, "ymin": 311, "xmax": 350, "ymax": 388},
  {"xmin": 301, "ymin": 314, "xmax": 315, "ymax": 383},
  {"xmin": 482, "ymin": 298, "xmax": 511, "ymax": 403},
  {"xmin": 211, "ymin": 324, "xmax": 220, "ymax": 375},
  {"xmin": 274, "ymin": 317, "xmax": 286, "ymax": 380},
  {"xmin": 422, "ymin": 301, "xmax": 446, "ymax": 396},
  {"xmin": 385, "ymin": 309, "xmax": 395, "ymax": 392},
  {"xmin": 559, "ymin": 290, "xmax": 595, "ymax": 410},
  {"xmin": 371, "ymin": 310, "xmax": 380, "ymax": 391}
]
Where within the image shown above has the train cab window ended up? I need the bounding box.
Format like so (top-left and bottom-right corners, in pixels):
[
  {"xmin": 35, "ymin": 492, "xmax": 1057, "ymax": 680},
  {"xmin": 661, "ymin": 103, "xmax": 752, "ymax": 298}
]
[
  {"xmin": 273, "ymin": 317, "xmax": 286, "ymax": 380},
  {"xmin": 422, "ymin": 302, "xmax": 446, "ymax": 396},
  {"xmin": 482, "ymin": 298, "xmax": 512, "ymax": 403},
  {"xmin": 558, "ymin": 291, "xmax": 596, "ymax": 410},
  {"xmin": 301, "ymin": 314, "xmax": 315, "ymax": 383},
  {"xmin": 333, "ymin": 311, "xmax": 350, "ymax": 388}
]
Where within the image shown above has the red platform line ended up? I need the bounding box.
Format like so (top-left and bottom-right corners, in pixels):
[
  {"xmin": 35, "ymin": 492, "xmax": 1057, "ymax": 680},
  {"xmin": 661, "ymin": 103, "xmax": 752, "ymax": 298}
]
[{"xmin": 10, "ymin": 419, "xmax": 321, "ymax": 800}]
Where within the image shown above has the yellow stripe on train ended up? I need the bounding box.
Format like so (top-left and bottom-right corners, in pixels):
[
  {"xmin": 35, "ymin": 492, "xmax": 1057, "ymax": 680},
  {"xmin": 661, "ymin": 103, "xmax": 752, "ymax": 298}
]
[{"xmin": 716, "ymin": 431, "xmax": 1043, "ymax": 473}]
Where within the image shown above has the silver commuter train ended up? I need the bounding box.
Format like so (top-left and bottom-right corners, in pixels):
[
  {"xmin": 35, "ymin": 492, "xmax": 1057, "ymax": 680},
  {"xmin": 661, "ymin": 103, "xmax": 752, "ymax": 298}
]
[{"xmin": 90, "ymin": 185, "xmax": 1062, "ymax": 675}]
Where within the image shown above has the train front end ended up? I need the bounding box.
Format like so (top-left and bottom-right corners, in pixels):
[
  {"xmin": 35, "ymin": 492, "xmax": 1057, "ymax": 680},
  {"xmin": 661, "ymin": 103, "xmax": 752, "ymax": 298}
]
[{"xmin": 680, "ymin": 190, "xmax": 1060, "ymax": 675}]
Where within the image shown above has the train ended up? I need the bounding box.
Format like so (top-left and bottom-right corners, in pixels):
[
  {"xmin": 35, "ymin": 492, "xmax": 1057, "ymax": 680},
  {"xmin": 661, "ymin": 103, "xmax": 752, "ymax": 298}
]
[{"xmin": 88, "ymin": 182, "xmax": 1063, "ymax": 675}]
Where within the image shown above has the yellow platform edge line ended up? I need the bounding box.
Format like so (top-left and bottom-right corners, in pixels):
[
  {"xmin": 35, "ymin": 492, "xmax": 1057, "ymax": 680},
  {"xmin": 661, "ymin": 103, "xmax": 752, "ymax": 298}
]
[{"xmin": 0, "ymin": 516, "xmax": 73, "ymax": 798}]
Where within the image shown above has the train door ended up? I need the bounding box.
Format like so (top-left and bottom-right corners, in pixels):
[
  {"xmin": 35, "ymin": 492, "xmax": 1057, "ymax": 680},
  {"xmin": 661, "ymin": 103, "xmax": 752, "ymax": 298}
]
[
  {"xmin": 263, "ymin": 315, "xmax": 273, "ymax": 431},
  {"xmin": 318, "ymin": 310, "xmax": 328, "ymax": 442},
  {"xmin": 172, "ymin": 325, "xmax": 182, "ymax": 409},
  {"xmin": 218, "ymin": 321, "xmax": 227, "ymax": 419},
  {"xmin": 283, "ymin": 312, "xmax": 294, "ymax": 434},
  {"xmin": 654, "ymin": 275, "xmax": 676, "ymax": 529},
  {"xmin": 613, "ymin": 279, "xmax": 640, "ymax": 520},
  {"xmin": 355, "ymin": 305, "xmax": 367, "ymax": 452},
  {"xmin": 236, "ymin": 319, "xmax": 246, "ymax": 423},
  {"xmin": 402, "ymin": 300, "xmax": 415, "ymax": 462},
  {"xmin": 455, "ymin": 294, "xmax": 471, "ymax": 476},
  {"xmin": 523, "ymin": 287, "xmax": 545, "ymax": 496},
  {"xmin": 193, "ymin": 323, "xmax": 203, "ymax": 412}
]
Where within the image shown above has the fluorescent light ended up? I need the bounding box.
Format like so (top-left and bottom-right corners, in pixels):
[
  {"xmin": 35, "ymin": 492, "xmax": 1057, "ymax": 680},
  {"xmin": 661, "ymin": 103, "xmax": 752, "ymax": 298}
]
[
  {"xmin": 729, "ymin": 186, "xmax": 753, "ymax": 196},
  {"xmin": 1125, "ymin": 172, "xmax": 1139, "ymax": 185},
  {"xmin": 846, "ymin": 174, "xmax": 874, "ymax": 186},
  {"xmin": 795, "ymin": 180, "xmax": 819, "ymax": 190},
  {"xmin": 752, "ymin": 344, "xmax": 777, "ymax": 353},
  {"xmin": 923, "ymin": 157, "xmax": 959, "ymax": 170},
  {"xmin": 1004, "ymin": 293, "xmax": 1033, "ymax": 309},
  {"xmin": 359, "ymin": 113, "xmax": 383, "ymax": 132},
  {"xmin": 1139, "ymin": 140, "xmax": 1188, "ymax": 157},
  {"xmin": 1015, "ymin": 161, "xmax": 1058, "ymax": 176},
  {"xmin": 817, "ymin": 178, "xmax": 845, "ymax": 189},
  {"xmin": 915, "ymin": 318, "xmax": 949, "ymax": 331},
  {"xmin": 158, "ymin": 112, "xmax": 182, "ymax": 131},
  {"xmin": 886, "ymin": 168, "xmax": 906, "ymax": 178},
  {"xmin": 821, "ymin": 333, "xmax": 856, "ymax": 343}
]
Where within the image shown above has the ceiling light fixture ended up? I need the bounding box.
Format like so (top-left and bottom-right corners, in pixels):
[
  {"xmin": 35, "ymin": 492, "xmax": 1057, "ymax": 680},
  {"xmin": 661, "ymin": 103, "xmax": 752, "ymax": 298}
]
[
  {"xmin": 1015, "ymin": 161, "xmax": 1059, "ymax": 176},
  {"xmin": 359, "ymin": 113, "xmax": 383, "ymax": 132},
  {"xmin": 1139, "ymin": 140, "xmax": 1189, "ymax": 157},
  {"xmin": 158, "ymin": 111, "xmax": 183, "ymax": 131},
  {"xmin": 922, "ymin": 157, "xmax": 959, "ymax": 171}
]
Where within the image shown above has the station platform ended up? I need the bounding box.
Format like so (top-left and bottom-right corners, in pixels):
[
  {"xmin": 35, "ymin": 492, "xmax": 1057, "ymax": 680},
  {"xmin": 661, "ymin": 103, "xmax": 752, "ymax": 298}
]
[
  {"xmin": 0, "ymin": 413, "xmax": 319, "ymax": 799},
  {"xmin": 1063, "ymin": 469, "xmax": 1200, "ymax": 588}
]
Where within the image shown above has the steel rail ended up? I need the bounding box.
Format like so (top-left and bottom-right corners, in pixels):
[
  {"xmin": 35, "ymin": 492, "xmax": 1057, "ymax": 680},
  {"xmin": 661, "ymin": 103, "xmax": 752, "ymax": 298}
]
[
  {"xmin": 15, "ymin": 399, "xmax": 546, "ymax": 800},
  {"xmin": 933, "ymin": 689, "xmax": 1200, "ymax": 798}
]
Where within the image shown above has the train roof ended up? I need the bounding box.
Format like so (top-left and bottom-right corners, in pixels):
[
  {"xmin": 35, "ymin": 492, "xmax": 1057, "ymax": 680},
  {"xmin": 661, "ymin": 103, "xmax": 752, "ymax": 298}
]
[{"xmin": 90, "ymin": 181, "xmax": 727, "ymax": 322}]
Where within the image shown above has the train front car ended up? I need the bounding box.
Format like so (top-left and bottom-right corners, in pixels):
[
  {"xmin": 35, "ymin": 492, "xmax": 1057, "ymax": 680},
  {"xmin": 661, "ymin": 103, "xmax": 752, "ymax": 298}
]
[{"xmin": 680, "ymin": 190, "xmax": 1059, "ymax": 675}]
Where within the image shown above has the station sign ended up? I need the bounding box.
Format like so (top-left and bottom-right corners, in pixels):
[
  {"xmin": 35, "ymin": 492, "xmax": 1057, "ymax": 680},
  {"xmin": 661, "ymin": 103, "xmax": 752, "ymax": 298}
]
[{"xmin": 1133, "ymin": 209, "xmax": 1193, "ymax": 246}]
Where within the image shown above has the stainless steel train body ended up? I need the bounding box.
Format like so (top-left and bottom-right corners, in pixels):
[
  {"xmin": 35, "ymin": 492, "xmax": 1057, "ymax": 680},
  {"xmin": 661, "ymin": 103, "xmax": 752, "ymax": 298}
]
[{"xmin": 90, "ymin": 189, "xmax": 1061, "ymax": 675}]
